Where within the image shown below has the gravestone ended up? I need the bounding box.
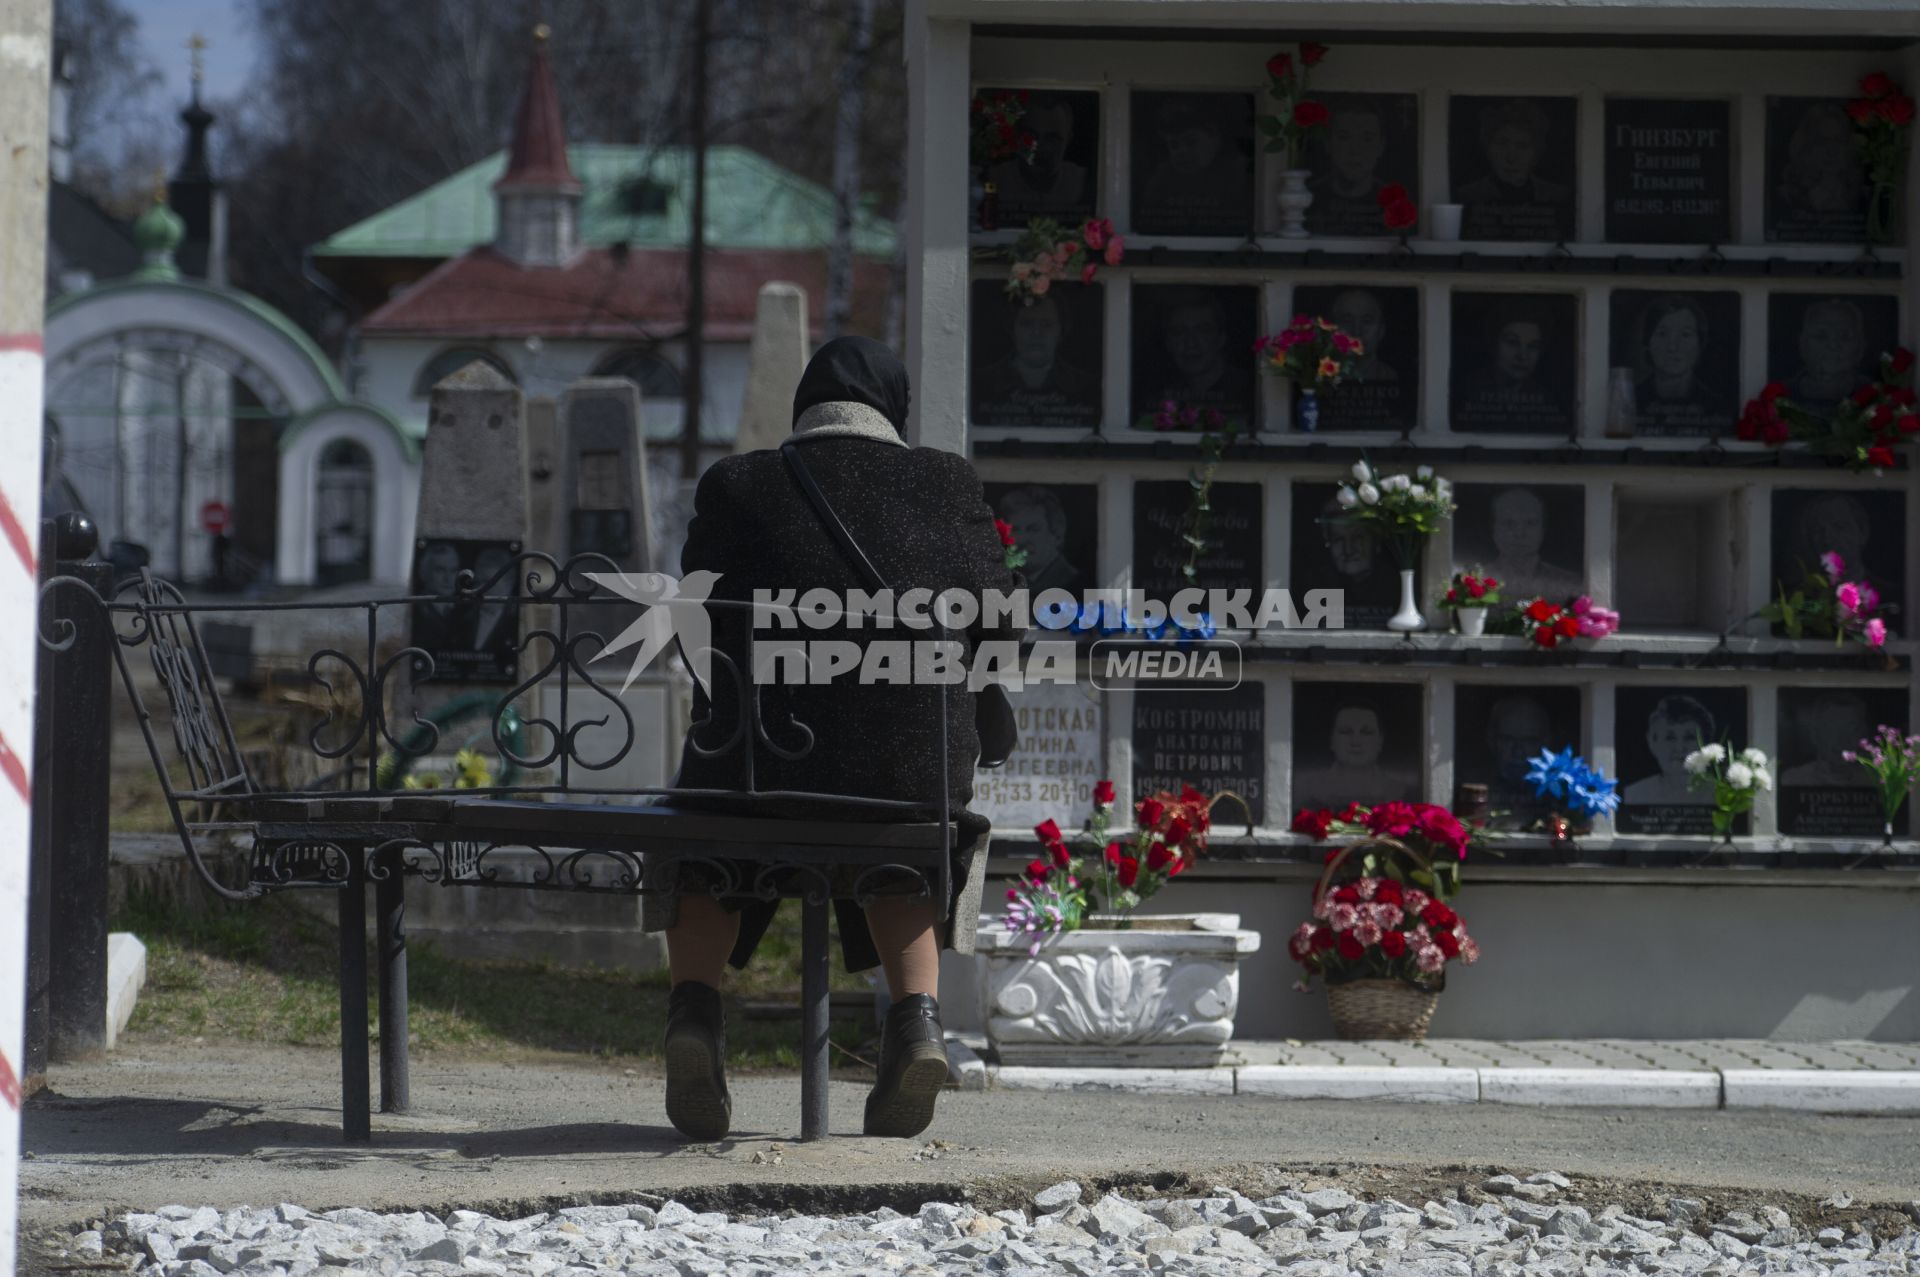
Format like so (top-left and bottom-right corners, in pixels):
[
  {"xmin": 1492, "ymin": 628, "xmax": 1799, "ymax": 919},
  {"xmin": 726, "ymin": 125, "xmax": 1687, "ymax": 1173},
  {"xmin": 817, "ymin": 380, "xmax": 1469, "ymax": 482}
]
[
  {"xmin": 1613, "ymin": 684, "xmax": 1749, "ymax": 835},
  {"xmin": 1131, "ymin": 678, "xmax": 1265, "ymax": 811},
  {"xmin": 1290, "ymin": 680, "xmax": 1425, "ymax": 810},
  {"xmin": 1764, "ymin": 97, "xmax": 1873, "ymax": 243},
  {"xmin": 1290, "ymin": 284, "xmax": 1420, "ymax": 432},
  {"xmin": 1454, "ymin": 684, "xmax": 1582, "ymax": 831},
  {"xmin": 973, "ymin": 681, "xmax": 1105, "ymax": 829},
  {"xmin": 1604, "ymin": 98, "xmax": 1732, "ymax": 244},
  {"xmin": 734, "ymin": 282, "xmax": 810, "ymax": 456},
  {"xmin": 971, "ymin": 280, "xmax": 1104, "ymax": 430},
  {"xmin": 983, "ymin": 480, "xmax": 1098, "ymax": 597},
  {"xmin": 1777, "ymin": 687, "xmax": 1906, "ymax": 838},
  {"xmin": 1132, "ymin": 479, "xmax": 1261, "ymax": 602},
  {"xmin": 1289, "ymin": 482, "xmax": 1405, "ymax": 630}
]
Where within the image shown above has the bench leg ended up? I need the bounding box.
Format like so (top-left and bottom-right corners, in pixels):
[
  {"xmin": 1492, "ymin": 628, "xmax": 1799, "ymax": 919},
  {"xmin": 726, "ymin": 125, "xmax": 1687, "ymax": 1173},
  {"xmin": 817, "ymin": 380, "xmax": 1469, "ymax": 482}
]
[
  {"xmin": 800, "ymin": 895, "xmax": 830, "ymax": 1142},
  {"xmin": 338, "ymin": 871, "xmax": 371, "ymax": 1142},
  {"xmin": 376, "ymin": 860, "xmax": 410, "ymax": 1114}
]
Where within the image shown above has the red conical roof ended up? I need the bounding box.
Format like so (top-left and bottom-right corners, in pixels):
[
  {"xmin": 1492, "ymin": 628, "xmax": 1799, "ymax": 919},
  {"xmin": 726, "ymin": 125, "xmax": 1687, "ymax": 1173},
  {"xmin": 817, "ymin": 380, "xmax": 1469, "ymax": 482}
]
[{"xmin": 494, "ymin": 28, "xmax": 581, "ymax": 194}]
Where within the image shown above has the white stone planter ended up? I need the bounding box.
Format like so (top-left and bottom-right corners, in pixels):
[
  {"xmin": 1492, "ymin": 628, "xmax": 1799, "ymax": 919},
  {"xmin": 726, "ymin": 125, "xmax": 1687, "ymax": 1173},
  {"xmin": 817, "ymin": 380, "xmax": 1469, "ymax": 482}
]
[{"xmin": 973, "ymin": 912, "xmax": 1261, "ymax": 1066}]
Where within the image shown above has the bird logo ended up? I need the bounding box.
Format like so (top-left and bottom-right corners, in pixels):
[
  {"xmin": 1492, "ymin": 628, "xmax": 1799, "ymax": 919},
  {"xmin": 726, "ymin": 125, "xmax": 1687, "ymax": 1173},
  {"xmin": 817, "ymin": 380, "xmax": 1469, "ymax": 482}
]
[{"xmin": 584, "ymin": 570, "xmax": 722, "ymax": 692}]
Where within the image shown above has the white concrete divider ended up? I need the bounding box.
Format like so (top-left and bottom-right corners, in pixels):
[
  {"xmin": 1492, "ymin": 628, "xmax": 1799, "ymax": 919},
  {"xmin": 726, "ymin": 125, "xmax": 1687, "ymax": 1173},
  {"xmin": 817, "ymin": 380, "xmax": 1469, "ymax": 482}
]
[
  {"xmin": 1722, "ymin": 1069, "xmax": 1920, "ymax": 1113},
  {"xmin": 991, "ymin": 1066, "xmax": 1236, "ymax": 1096},
  {"xmin": 1479, "ymin": 1068, "xmax": 1722, "ymax": 1108},
  {"xmin": 1237, "ymin": 1066, "xmax": 1479, "ymax": 1102},
  {"xmin": 105, "ymin": 932, "xmax": 148, "ymax": 1050}
]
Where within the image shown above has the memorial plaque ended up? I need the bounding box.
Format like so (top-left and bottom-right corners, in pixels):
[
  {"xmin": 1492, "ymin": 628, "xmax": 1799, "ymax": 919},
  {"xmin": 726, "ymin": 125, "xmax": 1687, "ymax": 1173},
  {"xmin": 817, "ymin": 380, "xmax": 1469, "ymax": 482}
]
[
  {"xmin": 1778, "ymin": 687, "xmax": 1908, "ymax": 838},
  {"xmin": 973, "ymin": 681, "xmax": 1105, "ymax": 829},
  {"xmin": 984, "ymin": 481, "xmax": 1098, "ymax": 597},
  {"xmin": 1133, "ymin": 479, "xmax": 1261, "ymax": 601},
  {"xmin": 1454, "ymin": 684, "xmax": 1583, "ymax": 832},
  {"xmin": 979, "ymin": 87, "xmax": 1100, "ymax": 223},
  {"xmin": 970, "ymin": 280, "xmax": 1104, "ymax": 430},
  {"xmin": 1132, "ymin": 678, "xmax": 1265, "ymax": 807},
  {"xmin": 1450, "ymin": 96, "xmax": 1578, "ymax": 241},
  {"xmin": 1765, "ymin": 97, "xmax": 1873, "ymax": 244},
  {"xmin": 1604, "ymin": 98, "xmax": 1733, "ymax": 244},
  {"xmin": 1291, "ymin": 681, "xmax": 1425, "ymax": 811},
  {"xmin": 1301, "ymin": 92, "xmax": 1420, "ymax": 237},
  {"xmin": 1451, "ymin": 483, "xmax": 1585, "ymax": 603},
  {"xmin": 1131, "ymin": 91, "xmax": 1255, "ymax": 236},
  {"xmin": 1290, "ymin": 482, "xmax": 1404, "ymax": 630},
  {"xmin": 1289, "ymin": 284, "xmax": 1420, "ymax": 432},
  {"xmin": 1616, "ymin": 495, "xmax": 1726, "ymax": 631},
  {"xmin": 1130, "ymin": 284, "xmax": 1260, "ymax": 433},
  {"xmin": 1614, "ymin": 685, "xmax": 1748, "ymax": 835},
  {"xmin": 1769, "ymin": 488, "xmax": 1906, "ymax": 628},
  {"xmin": 1449, "ymin": 291, "xmax": 1580, "ymax": 434},
  {"xmin": 410, "ymin": 537, "xmax": 521, "ymax": 683},
  {"xmin": 1607, "ymin": 290, "xmax": 1741, "ymax": 437},
  {"xmin": 1765, "ymin": 293, "xmax": 1903, "ymax": 412}
]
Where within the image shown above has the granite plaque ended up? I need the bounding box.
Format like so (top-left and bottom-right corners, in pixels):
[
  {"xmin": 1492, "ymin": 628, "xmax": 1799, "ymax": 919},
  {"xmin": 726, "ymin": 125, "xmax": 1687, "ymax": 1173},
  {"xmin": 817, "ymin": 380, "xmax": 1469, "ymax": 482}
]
[
  {"xmin": 971, "ymin": 279, "xmax": 1104, "ymax": 430},
  {"xmin": 1131, "ymin": 90, "xmax": 1254, "ymax": 237},
  {"xmin": 1451, "ymin": 483, "xmax": 1585, "ymax": 603},
  {"xmin": 1290, "ymin": 482, "xmax": 1403, "ymax": 629},
  {"xmin": 984, "ymin": 480, "xmax": 1099, "ymax": 597},
  {"xmin": 973, "ymin": 681, "xmax": 1105, "ymax": 829},
  {"xmin": 1133, "ymin": 479, "xmax": 1261, "ymax": 601},
  {"xmin": 1450, "ymin": 96, "xmax": 1579, "ymax": 241},
  {"xmin": 1455, "ymin": 683, "xmax": 1583, "ymax": 831},
  {"xmin": 1301, "ymin": 92, "xmax": 1421, "ymax": 237},
  {"xmin": 1130, "ymin": 284, "xmax": 1260, "ymax": 433},
  {"xmin": 1765, "ymin": 292, "xmax": 1903, "ymax": 412},
  {"xmin": 1614, "ymin": 685, "xmax": 1749, "ymax": 835},
  {"xmin": 1604, "ymin": 98, "xmax": 1733, "ymax": 244},
  {"xmin": 1291, "ymin": 681, "xmax": 1424, "ymax": 811},
  {"xmin": 409, "ymin": 537, "xmax": 521, "ymax": 683},
  {"xmin": 1450, "ymin": 291, "xmax": 1580, "ymax": 434},
  {"xmin": 1777, "ymin": 687, "xmax": 1908, "ymax": 839},
  {"xmin": 1607, "ymin": 290, "xmax": 1741, "ymax": 437},
  {"xmin": 1290, "ymin": 284, "xmax": 1420, "ymax": 432},
  {"xmin": 979, "ymin": 87, "xmax": 1101, "ymax": 223},
  {"xmin": 1132, "ymin": 678, "xmax": 1265, "ymax": 807},
  {"xmin": 1765, "ymin": 97, "xmax": 1873, "ymax": 244},
  {"xmin": 1770, "ymin": 488, "xmax": 1906, "ymax": 627}
]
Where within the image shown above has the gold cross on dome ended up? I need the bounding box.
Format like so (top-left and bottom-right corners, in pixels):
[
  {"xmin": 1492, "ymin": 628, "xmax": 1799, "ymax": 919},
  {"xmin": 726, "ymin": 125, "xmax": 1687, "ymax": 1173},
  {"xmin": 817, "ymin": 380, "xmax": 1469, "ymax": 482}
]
[{"xmin": 188, "ymin": 34, "xmax": 207, "ymax": 83}]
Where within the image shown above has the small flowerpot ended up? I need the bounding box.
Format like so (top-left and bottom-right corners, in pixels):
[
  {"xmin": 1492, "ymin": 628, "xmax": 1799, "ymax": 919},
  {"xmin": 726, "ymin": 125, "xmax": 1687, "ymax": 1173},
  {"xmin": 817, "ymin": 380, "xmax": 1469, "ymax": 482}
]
[
  {"xmin": 1276, "ymin": 169, "xmax": 1313, "ymax": 239},
  {"xmin": 1455, "ymin": 607, "xmax": 1488, "ymax": 638},
  {"xmin": 1326, "ymin": 977, "xmax": 1441, "ymax": 1041},
  {"xmin": 1386, "ymin": 567, "xmax": 1426, "ymax": 632},
  {"xmin": 1429, "ymin": 203, "xmax": 1464, "ymax": 241},
  {"xmin": 1296, "ymin": 386, "xmax": 1320, "ymax": 433}
]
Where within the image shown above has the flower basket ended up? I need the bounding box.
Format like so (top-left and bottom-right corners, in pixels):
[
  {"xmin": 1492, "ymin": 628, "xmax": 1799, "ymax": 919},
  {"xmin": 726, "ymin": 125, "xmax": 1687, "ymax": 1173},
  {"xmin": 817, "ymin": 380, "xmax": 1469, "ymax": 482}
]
[{"xmin": 1325, "ymin": 975, "xmax": 1442, "ymax": 1041}]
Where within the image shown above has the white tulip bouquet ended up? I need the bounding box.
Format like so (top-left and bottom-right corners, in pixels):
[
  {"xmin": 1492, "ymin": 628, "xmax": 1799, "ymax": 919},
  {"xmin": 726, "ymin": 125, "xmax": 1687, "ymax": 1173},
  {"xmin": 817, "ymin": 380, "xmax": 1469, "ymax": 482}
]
[{"xmin": 1334, "ymin": 460, "xmax": 1457, "ymax": 567}]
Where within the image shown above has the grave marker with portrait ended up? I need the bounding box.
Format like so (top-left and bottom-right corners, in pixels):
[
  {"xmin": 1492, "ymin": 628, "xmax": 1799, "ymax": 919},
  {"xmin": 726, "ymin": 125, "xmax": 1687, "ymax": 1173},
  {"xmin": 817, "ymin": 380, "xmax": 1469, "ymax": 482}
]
[
  {"xmin": 1132, "ymin": 678, "xmax": 1264, "ymax": 809},
  {"xmin": 1607, "ymin": 290, "xmax": 1741, "ymax": 436},
  {"xmin": 1777, "ymin": 687, "xmax": 1908, "ymax": 839},
  {"xmin": 978, "ymin": 87, "xmax": 1101, "ymax": 223},
  {"xmin": 409, "ymin": 537, "xmax": 522, "ymax": 684},
  {"xmin": 1449, "ymin": 291, "xmax": 1580, "ymax": 434},
  {"xmin": 1300, "ymin": 92, "xmax": 1420, "ymax": 237},
  {"xmin": 1291, "ymin": 481, "xmax": 1404, "ymax": 629},
  {"xmin": 1765, "ymin": 293, "xmax": 1902, "ymax": 412},
  {"xmin": 1131, "ymin": 91, "xmax": 1254, "ymax": 237},
  {"xmin": 1764, "ymin": 97, "xmax": 1874, "ymax": 243},
  {"xmin": 1290, "ymin": 681, "xmax": 1425, "ymax": 812},
  {"xmin": 974, "ymin": 681, "xmax": 1105, "ymax": 830},
  {"xmin": 984, "ymin": 480, "xmax": 1099, "ymax": 598},
  {"xmin": 1289, "ymin": 284, "xmax": 1420, "ymax": 433},
  {"xmin": 970, "ymin": 279, "xmax": 1104, "ymax": 430},
  {"xmin": 1130, "ymin": 283, "xmax": 1260, "ymax": 433},
  {"xmin": 1614, "ymin": 685, "xmax": 1749, "ymax": 835},
  {"xmin": 1133, "ymin": 479, "xmax": 1261, "ymax": 601},
  {"xmin": 1454, "ymin": 684, "xmax": 1583, "ymax": 832},
  {"xmin": 1450, "ymin": 483, "xmax": 1585, "ymax": 604},
  {"xmin": 1769, "ymin": 488, "xmax": 1906, "ymax": 630},
  {"xmin": 1449, "ymin": 96, "xmax": 1579, "ymax": 241},
  {"xmin": 1603, "ymin": 98, "xmax": 1733, "ymax": 244}
]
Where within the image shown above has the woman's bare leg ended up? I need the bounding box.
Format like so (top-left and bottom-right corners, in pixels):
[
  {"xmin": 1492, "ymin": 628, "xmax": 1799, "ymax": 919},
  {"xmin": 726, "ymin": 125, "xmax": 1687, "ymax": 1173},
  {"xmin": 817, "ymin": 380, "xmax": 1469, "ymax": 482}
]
[
  {"xmin": 863, "ymin": 897, "xmax": 940, "ymax": 1001},
  {"xmin": 666, "ymin": 894, "xmax": 741, "ymax": 988}
]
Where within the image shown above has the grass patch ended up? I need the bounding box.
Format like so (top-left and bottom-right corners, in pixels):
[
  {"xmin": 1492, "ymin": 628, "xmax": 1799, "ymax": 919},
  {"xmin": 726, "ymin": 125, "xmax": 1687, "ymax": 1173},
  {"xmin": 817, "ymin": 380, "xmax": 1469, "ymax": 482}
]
[{"xmin": 113, "ymin": 890, "xmax": 879, "ymax": 1070}]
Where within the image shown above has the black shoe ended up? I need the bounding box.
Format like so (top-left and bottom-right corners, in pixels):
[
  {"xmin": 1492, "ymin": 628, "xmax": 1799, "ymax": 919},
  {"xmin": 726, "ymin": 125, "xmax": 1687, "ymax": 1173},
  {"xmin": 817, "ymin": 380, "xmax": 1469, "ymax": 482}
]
[
  {"xmin": 663, "ymin": 981, "xmax": 731, "ymax": 1140},
  {"xmin": 864, "ymin": 993, "xmax": 949, "ymax": 1138}
]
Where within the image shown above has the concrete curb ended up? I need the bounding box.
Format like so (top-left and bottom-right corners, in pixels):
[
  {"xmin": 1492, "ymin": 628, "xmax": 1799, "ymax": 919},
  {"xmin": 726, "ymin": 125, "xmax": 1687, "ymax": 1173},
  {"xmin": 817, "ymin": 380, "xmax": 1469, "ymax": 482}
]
[
  {"xmin": 993, "ymin": 1066, "xmax": 1237, "ymax": 1095},
  {"xmin": 1237, "ymin": 1065, "xmax": 1479, "ymax": 1102},
  {"xmin": 943, "ymin": 1035, "xmax": 988, "ymax": 1092},
  {"xmin": 1722, "ymin": 1069, "xmax": 1920, "ymax": 1113},
  {"xmin": 1479, "ymin": 1068, "xmax": 1721, "ymax": 1108},
  {"xmin": 105, "ymin": 931, "xmax": 147, "ymax": 1051}
]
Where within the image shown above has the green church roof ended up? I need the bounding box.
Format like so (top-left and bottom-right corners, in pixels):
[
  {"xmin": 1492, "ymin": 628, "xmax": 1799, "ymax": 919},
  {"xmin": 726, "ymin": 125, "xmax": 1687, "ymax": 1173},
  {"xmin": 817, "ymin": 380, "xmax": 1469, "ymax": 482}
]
[{"xmin": 313, "ymin": 144, "xmax": 897, "ymax": 260}]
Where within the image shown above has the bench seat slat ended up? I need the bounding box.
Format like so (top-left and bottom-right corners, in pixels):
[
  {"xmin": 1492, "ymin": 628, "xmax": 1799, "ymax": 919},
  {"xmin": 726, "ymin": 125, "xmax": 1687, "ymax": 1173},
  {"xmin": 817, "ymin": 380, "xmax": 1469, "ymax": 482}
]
[{"xmin": 446, "ymin": 799, "xmax": 951, "ymax": 849}]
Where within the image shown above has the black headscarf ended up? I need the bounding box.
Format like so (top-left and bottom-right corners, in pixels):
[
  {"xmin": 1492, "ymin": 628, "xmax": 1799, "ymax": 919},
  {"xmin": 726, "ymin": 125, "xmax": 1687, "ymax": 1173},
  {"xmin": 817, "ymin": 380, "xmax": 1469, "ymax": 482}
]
[{"xmin": 791, "ymin": 335, "xmax": 911, "ymax": 435}]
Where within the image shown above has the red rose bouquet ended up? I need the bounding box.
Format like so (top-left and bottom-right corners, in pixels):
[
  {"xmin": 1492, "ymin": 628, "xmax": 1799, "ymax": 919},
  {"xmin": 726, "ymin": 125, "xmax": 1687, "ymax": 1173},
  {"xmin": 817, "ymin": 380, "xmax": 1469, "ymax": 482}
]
[
  {"xmin": 1849, "ymin": 72, "xmax": 1914, "ymax": 244},
  {"xmin": 1484, "ymin": 594, "xmax": 1620, "ymax": 647},
  {"xmin": 1257, "ymin": 42, "xmax": 1330, "ymax": 168},
  {"xmin": 1289, "ymin": 801, "xmax": 1472, "ymax": 900},
  {"xmin": 1738, "ymin": 348, "xmax": 1917, "ymax": 475},
  {"xmin": 1438, "ymin": 569, "xmax": 1502, "ymax": 611},
  {"xmin": 1005, "ymin": 217, "xmax": 1124, "ymax": 304},
  {"xmin": 993, "ymin": 517, "xmax": 1027, "ymax": 571},
  {"xmin": 970, "ymin": 90, "xmax": 1036, "ymax": 170},
  {"xmin": 1378, "ymin": 182, "xmax": 1418, "ymax": 236}
]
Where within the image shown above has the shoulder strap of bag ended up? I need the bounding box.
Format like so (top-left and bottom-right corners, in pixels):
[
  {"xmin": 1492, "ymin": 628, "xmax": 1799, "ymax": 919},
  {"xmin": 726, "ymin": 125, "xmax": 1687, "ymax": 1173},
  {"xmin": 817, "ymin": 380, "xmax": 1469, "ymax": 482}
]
[{"xmin": 780, "ymin": 442, "xmax": 891, "ymax": 594}]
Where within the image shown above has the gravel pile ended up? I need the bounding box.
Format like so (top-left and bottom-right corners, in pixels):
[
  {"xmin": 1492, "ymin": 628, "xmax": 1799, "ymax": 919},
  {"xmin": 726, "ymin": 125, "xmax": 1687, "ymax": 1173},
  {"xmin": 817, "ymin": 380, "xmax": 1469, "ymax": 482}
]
[{"xmin": 62, "ymin": 1174, "xmax": 1920, "ymax": 1277}]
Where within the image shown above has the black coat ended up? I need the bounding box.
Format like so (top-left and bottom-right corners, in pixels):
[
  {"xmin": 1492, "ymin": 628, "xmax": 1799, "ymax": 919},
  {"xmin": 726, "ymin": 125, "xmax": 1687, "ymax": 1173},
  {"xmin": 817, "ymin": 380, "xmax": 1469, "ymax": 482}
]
[{"xmin": 665, "ymin": 434, "xmax": 1023, "ymax": 970}]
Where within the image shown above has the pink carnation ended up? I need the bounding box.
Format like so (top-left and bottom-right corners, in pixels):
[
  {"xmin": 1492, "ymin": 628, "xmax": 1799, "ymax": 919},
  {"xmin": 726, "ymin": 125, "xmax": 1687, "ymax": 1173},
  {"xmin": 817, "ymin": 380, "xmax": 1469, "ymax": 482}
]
[
  {"xmin": 1371, "ymin": 902, "xmax": 1404, "ymax": 930},
  {"xmin": 1821, "ymin": 551, "xmax": 1847, "ymax": 579},
  {"xmin": 1354, "ymin": 878, "xmax": 1378, "ymax": 901},
  {"xmin": 1354, "ymin": 921, "xmax": 1384, "ymax": 947},
  {"xmin": 1312, "ymin": 894, "xmax": 1333, "ymax": 921},
  {"xmin": 1866, "ymin": 618, "xmax": 1888, "ymax": 647},
  {"xmin": 1330, "ymin": 902, "xmax": 1360, "ymax": 931},
  {"xmin": 1103, "ymin": 235, "xmax": 1124, "ymax": 267},
  {"xmin": 1837, "ymin": 582, "xmax": 1862, "ymax": 614},
  {"xmin": 1416, "ymin": 945, "xmax": 1447, "ymax": 974}
]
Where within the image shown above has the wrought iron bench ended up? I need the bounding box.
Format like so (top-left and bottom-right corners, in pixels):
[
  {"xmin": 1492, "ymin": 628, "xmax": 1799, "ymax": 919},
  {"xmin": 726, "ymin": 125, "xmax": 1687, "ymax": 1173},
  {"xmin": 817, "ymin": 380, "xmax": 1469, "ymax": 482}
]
[{"xmin": 41, "ymin": 553, "xmax": 957, "ymax": 1143}]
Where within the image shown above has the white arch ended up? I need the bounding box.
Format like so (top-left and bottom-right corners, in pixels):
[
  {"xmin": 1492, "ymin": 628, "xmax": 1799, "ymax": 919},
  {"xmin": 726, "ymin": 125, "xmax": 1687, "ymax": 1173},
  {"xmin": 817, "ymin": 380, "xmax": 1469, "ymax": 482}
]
[{"xmin": 280, "ymin": 406, "xmax": 419, "ymax": 586}]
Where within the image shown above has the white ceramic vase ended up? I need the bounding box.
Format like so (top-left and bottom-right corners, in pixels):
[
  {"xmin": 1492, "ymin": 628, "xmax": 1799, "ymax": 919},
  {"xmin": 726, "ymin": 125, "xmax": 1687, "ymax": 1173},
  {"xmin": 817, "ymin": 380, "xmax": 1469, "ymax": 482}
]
[
  {"xmin": 1387, "ymin": 568, "xmax": 1426, "ymax": 632},
  {"xmin": 1277, "ymin": 169, "xmax": 1313, "ymax": 239},
  {"xmin": 1456, "ymin": 607, "xmax": 1488, "ymax": 637}
]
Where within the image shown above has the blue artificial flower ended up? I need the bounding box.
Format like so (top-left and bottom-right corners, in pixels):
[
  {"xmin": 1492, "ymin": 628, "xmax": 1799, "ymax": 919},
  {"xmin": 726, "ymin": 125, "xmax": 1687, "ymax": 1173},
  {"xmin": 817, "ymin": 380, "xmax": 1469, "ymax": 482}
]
[
  {"xmin": 1524, "ymin": 746, "xmax": 1577, "ymax": 799},
  {"xmin": 1179, "ymin": 611, "xmax": 1218, "ymax": 643},
  {"xmin": 1525, "ymin": 747, "xmax": 1620, "ymax": 819}
]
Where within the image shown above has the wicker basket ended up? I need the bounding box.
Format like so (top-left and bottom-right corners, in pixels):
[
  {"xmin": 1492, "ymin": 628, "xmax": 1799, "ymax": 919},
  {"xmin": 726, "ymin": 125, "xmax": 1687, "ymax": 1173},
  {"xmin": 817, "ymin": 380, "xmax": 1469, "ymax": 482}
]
[{"xmin": 1325, "ymin": 977, "xmax": 1441, "ymax": 1041}]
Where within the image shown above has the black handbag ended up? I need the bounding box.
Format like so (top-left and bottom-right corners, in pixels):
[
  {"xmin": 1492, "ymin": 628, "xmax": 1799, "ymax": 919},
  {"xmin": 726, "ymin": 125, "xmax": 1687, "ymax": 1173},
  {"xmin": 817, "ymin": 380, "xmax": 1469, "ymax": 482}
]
[{"xmin": 779, "ymin": 442, "xmax": 1019, "ymax": 768}]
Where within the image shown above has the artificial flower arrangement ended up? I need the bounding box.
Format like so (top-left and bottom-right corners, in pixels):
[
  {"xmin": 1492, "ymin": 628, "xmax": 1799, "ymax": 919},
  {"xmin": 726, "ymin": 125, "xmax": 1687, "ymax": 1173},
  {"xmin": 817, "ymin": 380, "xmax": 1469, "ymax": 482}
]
[
  {"xmin": 1843, "ymin": 724, "xmax": 1920, "ymax": 844},
  {"xmin": 1378, "ymin": 182, "xmax": 1418, "ymax": 236},
  {"xmin": 1485, "ymin": 595, "xmax": 1621, "ymax": 649},
  {"xmin": 1147, "ymin": 400, "xmax": 1229, "ymax": 433},
  {"xmin": 1286, "ymin": 861, "xmax": 1481, "ymax": 993},
  {"xmin": 1684, "ymin": 743, "xmax": 1773, "ymax": 842},
  {"xmin": 400, "ymin": 747, "xmax": 494, "ymax": 790},
  {"xmin": 1005, "ymin": 217, "xmax": 1125, "ymax": 304},
  {"xmin": 1288, "ymin": 801, "xmax": 1471, "ymax": 901},
  {"xmin": 1003, "ymin": 780, "xmax": 1214, "ymax": 954},
  {"xmin": 1738, "ymin": 348, "xmax": 1916, "ymax": 474},
  {"xmin": 1255, "ymin": 42, "xmax": 1330, "ymax": 167},
  {"xmin": 1332, "ymin": 460, "xmax": 1456, "ymax": 565},
  {"xmin": 1062, "ymin": 601, "xmax": 1218, "ymax": 644},
  {"xmin": 1849, "ymin": 72, "xmax": 1914, "ymax": 244},
  {"xmin": 1437, "ymin": 569, "xmax": 1502, "ymax": 611},
  {"xmin": 1257, "ymin": 316, "xmax": 1367, "ymax": 391},
  {"xmin": 994, "ymin": 517, "xmax": 1027, "ymax": 572},
  {"xmin": 1523, "ymin": 747, "xmax": 1621, "ymax": 842},
  {"xmin": 970, "ymin": 89, "xmax": 1036, "ymax": 170},
  {"xmin": 1756, "ymin": 550, "xmax": 1891, "ymax": 649}
]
